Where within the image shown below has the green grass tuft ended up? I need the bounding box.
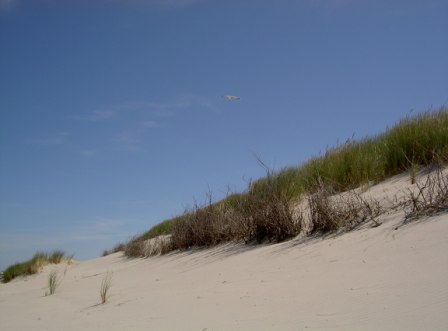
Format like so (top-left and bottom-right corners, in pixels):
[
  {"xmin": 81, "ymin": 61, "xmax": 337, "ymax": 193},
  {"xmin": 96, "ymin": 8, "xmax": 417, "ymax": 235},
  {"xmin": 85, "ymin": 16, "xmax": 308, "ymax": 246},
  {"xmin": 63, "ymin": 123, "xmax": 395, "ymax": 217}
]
[{"xmin": 1, "ymin": 250, "xmax": 69, "ymax": 283}]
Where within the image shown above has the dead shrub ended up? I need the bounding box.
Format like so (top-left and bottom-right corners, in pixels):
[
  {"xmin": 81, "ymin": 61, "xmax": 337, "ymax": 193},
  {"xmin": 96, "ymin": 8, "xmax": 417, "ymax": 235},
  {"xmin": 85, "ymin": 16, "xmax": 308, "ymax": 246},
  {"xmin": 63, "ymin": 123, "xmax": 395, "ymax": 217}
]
[
  {"xmin": 124, "ymin": 237, "xmax": 146, "ymax": 258},
  {"xmin": 233, "ymin": 159, "xmax": 302, "ymax": 243},
  {"xmin": 159, "ymin": 239, "xmax": 174, "ymax": 255},
  {"xmin": 170, "ymin": 201, "xmax": 235, "ymax": 250},
  {"xmin": 143, "ymin": 236, "xmax": 172, "ymax": 256},
  {"xmin": 167, "ymin": 169, "xmax": 302, "ymax": 251},
  {"xmin": 240, "ymin": 182, "xmax": 301, "ymax": 243},
  {"xmin": 404, "ymin": 165, "xmax": 448, "ymax": 222},
  {"xmin": 308, "ymin": 179, "xmax": 382, "ymax": 234}
]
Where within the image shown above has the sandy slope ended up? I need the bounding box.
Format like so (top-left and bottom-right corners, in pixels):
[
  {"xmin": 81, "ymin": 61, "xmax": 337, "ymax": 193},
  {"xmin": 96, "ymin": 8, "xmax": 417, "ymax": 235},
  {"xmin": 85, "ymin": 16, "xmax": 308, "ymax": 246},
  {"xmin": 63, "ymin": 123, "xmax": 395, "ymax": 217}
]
[{"xmin": 1, "ymin": 173, "xmax": 447, "ymax": 330}]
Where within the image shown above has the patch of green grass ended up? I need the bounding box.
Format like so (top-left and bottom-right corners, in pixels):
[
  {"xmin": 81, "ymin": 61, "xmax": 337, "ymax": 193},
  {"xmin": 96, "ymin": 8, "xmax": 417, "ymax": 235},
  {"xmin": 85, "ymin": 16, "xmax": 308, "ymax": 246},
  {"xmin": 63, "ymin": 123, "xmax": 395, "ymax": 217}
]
[
  {"xmin": 298, "ymin": 137, "xmax": 385, "ymax": 191},
  {"xmin": 381, "ymin": 109, "xmax": 448, "ymax": 175},
  {"xmin": 2, "ymin": 263, "xmax": 28, "ymax": 283},
  {"xmin": 1, "ymin": 250, "xmax": 70, "ymax": 283}
]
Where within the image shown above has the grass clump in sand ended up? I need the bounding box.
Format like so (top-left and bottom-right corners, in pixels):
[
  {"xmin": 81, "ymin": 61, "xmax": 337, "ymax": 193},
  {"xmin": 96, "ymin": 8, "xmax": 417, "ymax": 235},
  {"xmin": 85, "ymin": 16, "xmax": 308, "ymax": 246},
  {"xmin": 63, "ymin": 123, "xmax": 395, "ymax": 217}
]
[
  {"xmin": 48, "ymin": 250, "xmax": 66, "ymax": 264},
  {"xmin": 45, "ymin": 270, "xmax": 60, "ymax": 296},
  {"xmin": 117, "ymin": 108, "xmax": 447, "ymax": 257},
  {"xmin": 100, "ymin": 272, "xmax": 113, "ymax": 304},
  {"xmin": 1, "ymin": 250, "xmax": 71, "ymax": 283}
]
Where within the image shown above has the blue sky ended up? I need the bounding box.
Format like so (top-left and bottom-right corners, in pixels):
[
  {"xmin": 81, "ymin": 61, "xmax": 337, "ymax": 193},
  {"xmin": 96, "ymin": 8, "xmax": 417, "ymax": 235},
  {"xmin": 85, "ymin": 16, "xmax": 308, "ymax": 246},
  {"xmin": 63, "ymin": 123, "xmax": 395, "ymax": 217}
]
[{"xmin": 0, "ymin": 0, "xmax": 447, "ymax": 269}]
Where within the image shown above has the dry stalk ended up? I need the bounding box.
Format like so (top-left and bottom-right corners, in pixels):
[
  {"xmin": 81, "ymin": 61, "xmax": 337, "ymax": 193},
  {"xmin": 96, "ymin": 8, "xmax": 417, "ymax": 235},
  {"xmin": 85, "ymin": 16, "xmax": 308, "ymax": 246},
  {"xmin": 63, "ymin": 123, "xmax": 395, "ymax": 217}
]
[
  {"xmin": 308, "ymin": 180, "xmax": 382, "ymax": 234},
  {"xmin": 403, "ymin": 166, "xmax": 448, "ymax": 222}
]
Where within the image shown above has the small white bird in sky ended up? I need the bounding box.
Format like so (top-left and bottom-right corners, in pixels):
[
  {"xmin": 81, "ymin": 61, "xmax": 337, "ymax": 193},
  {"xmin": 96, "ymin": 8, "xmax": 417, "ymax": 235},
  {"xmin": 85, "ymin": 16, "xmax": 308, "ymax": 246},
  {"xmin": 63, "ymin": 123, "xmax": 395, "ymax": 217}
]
[{"xmin": 224, "ymin": 94, "xmax": 240, "ymax": 101}]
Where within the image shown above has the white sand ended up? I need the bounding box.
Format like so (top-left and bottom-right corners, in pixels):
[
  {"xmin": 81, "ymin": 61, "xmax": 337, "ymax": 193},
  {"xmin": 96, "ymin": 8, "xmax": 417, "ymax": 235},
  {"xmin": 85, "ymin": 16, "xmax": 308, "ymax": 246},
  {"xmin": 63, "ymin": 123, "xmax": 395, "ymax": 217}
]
[{"xmin": 1, "ymin": 172, "xmax": 448, "ymax": 330}]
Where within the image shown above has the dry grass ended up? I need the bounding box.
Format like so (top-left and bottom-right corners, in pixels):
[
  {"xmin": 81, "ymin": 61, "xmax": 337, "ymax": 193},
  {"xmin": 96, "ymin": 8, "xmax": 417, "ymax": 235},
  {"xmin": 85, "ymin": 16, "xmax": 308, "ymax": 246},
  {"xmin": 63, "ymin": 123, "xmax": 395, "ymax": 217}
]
[
  {"xmin": 403, "ymin": 165, "xmax": 448, "ymax": 222},
  {"xmin": 102, "ymin": 243, "xmax": 126, "ymax": 257},
  {"xmin": 48, "ymin": 250, "xmax": 65, "ymax": 264},
  {"xmin": 100, "ymin": 272, "xmax": 112, "ymax": 304},
  {"xmin": 169, "ymin": 201, "xmax": 231, "ymax": 249},
  {"xmin": 122, "ymin": 165, "xmax": 445, "ymax": 258},
  {"xmin": 123, "ymin": 235, "xmax": 172, "ymax": 258},
  {"xmin": 123, "ymin": 238, "xmax": 146, "ymax": 257},
  {"xmin": 307, "ymin": 178, "xmax": 382, "ymax": 234},
  {"xmin": 165, "ymin": 168, "xmax": 302, "ymax": 252},
  {"xmin": 239, "ymin": 174, "xmax": 301, "ymax": 243},
  {"xmin": 46, "ymin": 270, "xmax": 59, "ymax": 296}
]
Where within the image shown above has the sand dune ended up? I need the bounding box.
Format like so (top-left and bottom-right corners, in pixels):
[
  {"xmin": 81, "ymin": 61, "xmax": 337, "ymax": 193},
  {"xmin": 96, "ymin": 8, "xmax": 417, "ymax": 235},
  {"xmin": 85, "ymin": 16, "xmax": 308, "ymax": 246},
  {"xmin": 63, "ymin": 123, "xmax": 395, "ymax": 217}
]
[{"xmin": 1, "ymin": 173, "xmax": 447, "ymax": 330}]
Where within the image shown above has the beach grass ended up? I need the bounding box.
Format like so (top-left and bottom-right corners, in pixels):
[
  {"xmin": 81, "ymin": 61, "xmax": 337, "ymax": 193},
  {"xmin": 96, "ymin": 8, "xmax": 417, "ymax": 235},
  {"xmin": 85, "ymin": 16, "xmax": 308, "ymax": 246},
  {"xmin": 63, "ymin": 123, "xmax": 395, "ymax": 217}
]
[
  {"xmin": 113, "ymin": 108, "xmax": 447, "ymax": 256},
  {"xmin": 46, "ymin": 270, "xmax": 59, "ymax": 296},
  {"xmin": 100, "ymin": 272, "xmax": 112, "ymax": 304},
  {"xmin": 2, "ymin": 250, "xmax": 69, "ymax": 283}
]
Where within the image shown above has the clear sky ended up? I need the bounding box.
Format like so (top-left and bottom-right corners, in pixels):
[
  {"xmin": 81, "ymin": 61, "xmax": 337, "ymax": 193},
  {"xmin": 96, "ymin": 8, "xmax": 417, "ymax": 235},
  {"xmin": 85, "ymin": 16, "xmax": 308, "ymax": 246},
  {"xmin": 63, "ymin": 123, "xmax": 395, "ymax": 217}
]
[{"xmin": 0, "ymin": 0, "xmax": 447, "ymax": 270}]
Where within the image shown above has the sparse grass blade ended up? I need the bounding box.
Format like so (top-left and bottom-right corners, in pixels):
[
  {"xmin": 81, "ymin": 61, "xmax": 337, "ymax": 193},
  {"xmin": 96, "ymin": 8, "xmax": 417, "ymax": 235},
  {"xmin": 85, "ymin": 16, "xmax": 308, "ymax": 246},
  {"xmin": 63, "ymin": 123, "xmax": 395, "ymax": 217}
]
[
  {"xmin": 100, "ymin": 272, "xmax": 112, "ymax": 304},
  {"xmin": 46, "ymin": 270, "xmax": 59, "ymax": 296}
]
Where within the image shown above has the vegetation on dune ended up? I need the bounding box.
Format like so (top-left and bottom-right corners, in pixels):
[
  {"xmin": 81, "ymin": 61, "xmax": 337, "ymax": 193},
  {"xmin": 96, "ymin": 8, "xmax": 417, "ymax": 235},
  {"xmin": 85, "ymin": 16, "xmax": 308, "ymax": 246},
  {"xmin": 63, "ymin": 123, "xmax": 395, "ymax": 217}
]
[
  {"xmin": 1, "ymin": 250, "xmax": 71, "ymax": 283},
  {"xmin": 105, "ymin": 108, "xmax": 448, "ymax": 257},
  {"xmin": 4, "ymin": 108, "xmax": 445, "ymax": 282},
  {"xmin": 138, "ymin": 215, "xmax": 185, "ymax": 243},
  {"xmin": 403, "ymin": 165, "xmax": 448, "ymax": 222},
  {"xmin": 102, "ymin": 243, "xmax": 126, "ymax": 257}
]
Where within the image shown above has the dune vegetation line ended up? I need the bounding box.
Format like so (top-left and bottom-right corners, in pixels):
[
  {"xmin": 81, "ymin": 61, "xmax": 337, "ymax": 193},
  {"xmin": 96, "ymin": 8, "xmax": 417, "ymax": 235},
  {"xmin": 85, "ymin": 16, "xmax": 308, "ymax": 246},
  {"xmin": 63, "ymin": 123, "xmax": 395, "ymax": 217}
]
[
  {"xmin": 1, "ymin": 250, "xmax": 71, "ymax": 283},
  {"xmin": 101, "ymin": 108, "xmax": 447, "ymax": 258},
  {"xmin": 2, "ymin": 108, "xmax": 447, "ymax": 281}
]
